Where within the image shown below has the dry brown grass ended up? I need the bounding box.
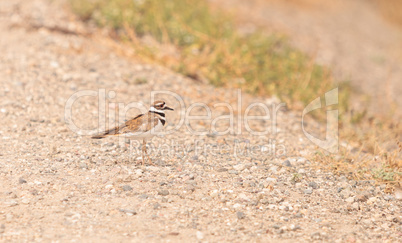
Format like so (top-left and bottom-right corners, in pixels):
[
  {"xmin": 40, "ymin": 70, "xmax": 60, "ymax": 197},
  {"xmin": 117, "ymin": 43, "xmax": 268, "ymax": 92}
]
[
  {"xmin": 313, "ymin": 138, "xmax": 401, "ymax": 190},
  {"xmin": 312, "ymin": 113, "xmax": 402, "ymax": 186}
]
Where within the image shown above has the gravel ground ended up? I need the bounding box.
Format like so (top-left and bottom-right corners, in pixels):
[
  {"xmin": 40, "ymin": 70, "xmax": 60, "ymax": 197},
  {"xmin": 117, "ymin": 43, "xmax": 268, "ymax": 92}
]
[{"xmin": 0, "ymin": 0, "xmax": 401, "ymax": 242}]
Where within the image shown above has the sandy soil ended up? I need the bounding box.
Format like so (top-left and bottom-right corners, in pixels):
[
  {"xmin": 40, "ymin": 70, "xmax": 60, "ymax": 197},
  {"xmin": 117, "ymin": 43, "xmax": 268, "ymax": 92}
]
[{"xmin": 0, "ymin": 0, "xmax": 401, "ymax": 242}]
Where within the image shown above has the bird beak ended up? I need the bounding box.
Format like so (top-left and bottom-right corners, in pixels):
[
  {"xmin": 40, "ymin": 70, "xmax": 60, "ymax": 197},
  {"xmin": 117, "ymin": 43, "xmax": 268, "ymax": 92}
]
[{"xmin": 164, "ymin": 106, "xmax": 174, "ymax": 111}]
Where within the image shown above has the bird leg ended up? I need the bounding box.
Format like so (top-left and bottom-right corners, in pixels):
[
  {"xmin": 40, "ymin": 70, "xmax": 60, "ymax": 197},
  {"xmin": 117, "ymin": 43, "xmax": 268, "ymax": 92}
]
[
  {"xmin": 141, "ymin": 139, "xmax": 146, "ymax": 165},
  {"xmin": 142, "ymin": 139, "xmax": 153, "ymax": 165}
]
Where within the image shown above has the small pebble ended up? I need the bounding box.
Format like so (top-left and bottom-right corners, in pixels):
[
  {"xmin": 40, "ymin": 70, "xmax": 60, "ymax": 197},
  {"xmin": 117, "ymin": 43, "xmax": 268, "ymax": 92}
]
[
  {"xmin": 138, "ymin": 194, "xmax": 149, "ymax": 199},
  {"xmin": 308, "ymin": 181, "xmax": 318, "ymax": 189},
  {"xmin": 19, "ymin": 177, "xmax": 27, "ymax": 184},
  {"xmin": 79, "ymin": 163, "xmax": 88, "ymax": 169},
  {"xmin": 282, "ymin": 160, "xmax": 292, "ymax": 167},
  {"xmin": 355, "ymin": 194, "xmax": 367, "ymax": 202},
  {"xmin": 216, "ymin": 167, "xmax": 228, "ymax": 172},
  {"xmin": 228, "ymin": 170, "xmax": 238, "ymax": 175},
  {"xmin": 158, "ymin": 190, "xmax": 169, "ymax": 196},
  {"xmin": 352, "ymin": 202, "xmax": 359, "ymax": 210},
  {"xmin": 290, "ymin": 224, "xmax": 301, "ymax": 231},
  {"xmin": 298, "ymin": 169, "xmax": 306, "ymax": 174},
  {"xmin": 236, "ymin": 211, "xmax": 245, "ymax": 219},
  {"xmin": 153, "ymin": 203, "xmax": 161, "ymax": 209},
  {"xmin": 122, "ymin": 185, "xmax": 133, "ymax": 191},
  {"xmin": 119, "ymin": 209, "xmax": 137, "ymax": 215}
]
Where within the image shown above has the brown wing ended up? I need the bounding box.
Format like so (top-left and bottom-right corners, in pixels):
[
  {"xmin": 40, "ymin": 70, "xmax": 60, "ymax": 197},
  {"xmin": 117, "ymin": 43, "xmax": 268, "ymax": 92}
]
[
  {"xmin": 91, "ymin": 113, "xmax": 160, "ymax": 139},
  {"xmin": 145, "ymin": 113, "xmax": 161, "ymax": 131}
]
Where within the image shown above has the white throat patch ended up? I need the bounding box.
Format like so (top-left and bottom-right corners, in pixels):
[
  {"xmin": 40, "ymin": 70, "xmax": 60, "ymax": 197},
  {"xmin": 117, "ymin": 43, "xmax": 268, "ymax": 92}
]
[{"xmin": 149, "ymin": 106, "xmax": 164, "ymax": 113}]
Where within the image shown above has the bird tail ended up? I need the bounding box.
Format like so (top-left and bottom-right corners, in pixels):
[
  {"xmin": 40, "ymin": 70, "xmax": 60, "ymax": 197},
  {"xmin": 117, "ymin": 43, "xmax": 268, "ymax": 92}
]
[
  {"xmin": 91, "ymin": 127, "xmax": 119, "ymax": 139},
  {"xmin": 91, "ymin": 134, "xmax": 107, "ymax": 139}
]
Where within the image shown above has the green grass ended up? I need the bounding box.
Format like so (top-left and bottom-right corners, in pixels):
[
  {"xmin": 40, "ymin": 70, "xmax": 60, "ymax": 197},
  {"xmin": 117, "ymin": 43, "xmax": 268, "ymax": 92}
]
[
  {"xmin": 372, "ymin": 167, "xmax": 398, "ymax": 181},
  {"xmin": 70, "ymin": 0, "xmax": 350, "ymax": 111}
]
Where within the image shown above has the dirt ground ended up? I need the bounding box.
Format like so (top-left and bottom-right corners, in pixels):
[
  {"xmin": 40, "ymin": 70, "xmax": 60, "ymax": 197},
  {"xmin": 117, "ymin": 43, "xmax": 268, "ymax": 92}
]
[{"xmin": 0, "ymin": 0, "xmax": 401, "ymax": 242}]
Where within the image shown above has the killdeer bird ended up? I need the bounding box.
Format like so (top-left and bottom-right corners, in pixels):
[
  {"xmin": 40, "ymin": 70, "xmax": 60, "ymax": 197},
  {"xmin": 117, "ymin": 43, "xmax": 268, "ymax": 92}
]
[{"xmin": 91, "ymin": 100, "xmax": 174, "ymax": 165}]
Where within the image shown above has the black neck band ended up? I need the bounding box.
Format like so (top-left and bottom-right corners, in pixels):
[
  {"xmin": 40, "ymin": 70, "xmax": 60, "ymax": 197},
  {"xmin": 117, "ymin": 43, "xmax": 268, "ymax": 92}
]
[
  {"xmin": 159, "ymin": 118, "xmax": 166, "ymax": 126},
  {"xmin": 150, "ymin": 110, "xmax": 165, "ymax": 117}
]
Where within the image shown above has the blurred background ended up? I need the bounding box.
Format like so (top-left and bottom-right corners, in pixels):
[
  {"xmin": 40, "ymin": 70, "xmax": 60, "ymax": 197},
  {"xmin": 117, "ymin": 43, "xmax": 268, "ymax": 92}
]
[
  {"xmin": 71, "ymin": 0, "xmax": 402, "ymax": 118},
  {"xmin": 216, "ymin": 0, "xmax": 402, "ymax": 116}
]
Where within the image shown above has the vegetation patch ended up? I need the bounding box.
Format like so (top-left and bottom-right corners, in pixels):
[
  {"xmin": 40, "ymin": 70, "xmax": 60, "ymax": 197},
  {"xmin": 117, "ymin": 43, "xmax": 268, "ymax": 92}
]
[{"xmin": 70, "ymin": 0, "xmax": 349, "ymax": 111}]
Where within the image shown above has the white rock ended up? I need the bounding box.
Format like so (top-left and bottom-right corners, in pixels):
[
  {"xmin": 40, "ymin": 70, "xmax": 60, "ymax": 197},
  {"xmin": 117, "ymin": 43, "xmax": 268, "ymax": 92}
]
[
  {"xmin": 196, "ymin": 231, "xmax": 204, "ymax": 240},
  {"xmin": 6, "ymin": 200, "xmax": 18, "ymax": 207},
  {"xmin": 266, "ymin": 177, "xmax": 277, "ymax": 183},
  {"xmin": 50, "ymin": 61, "xmax": 59, "ymax": 68},
  {"xmin": 367, "ymin": 197, "xmax": 377, "ymax": 204},
  {"xmin": 233, "ymin": 203, "xmax": 242, "ymax": 209},
  {"xmin": 135, "ymin": 169, "xmax": 143, "ymax": 175},
  {"xmin": 345, "ymin": 197, "xmax": 355, "ymax": 203},
  {"xmin": 237, "ymin": 193, "xmax": 250, "ymax": 201},
  {"xmin": 233, "ymin": 164, "xmax": 245, "ymax": 171},
  {"xmin": 297, "ymin": 157, "xmax": 308, "ymax": 163},
  {"xmin": 340, "ymin": 189, "xmax": 351, "ymax": 198},
  {"xmin": 269, "ymin": 166, "xmax": 278, "ymax": 173},
  {"xmin": 394, "ymin": 187, "xmax": 402, "ymax": 200},
  {"xmin": 21, "ymin": 198, "xmax": 30, "ymax": 204},
  {"xmin": 268, "ymin": 205, "xmax": 276, "ymax": 209},
  {"xmin": 6, "ymin": 213, "xmax": 13, "ymax": 222},
  {"xmin": 210, "ymin": 190, "xmax": 219, "ymax": 198}
]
